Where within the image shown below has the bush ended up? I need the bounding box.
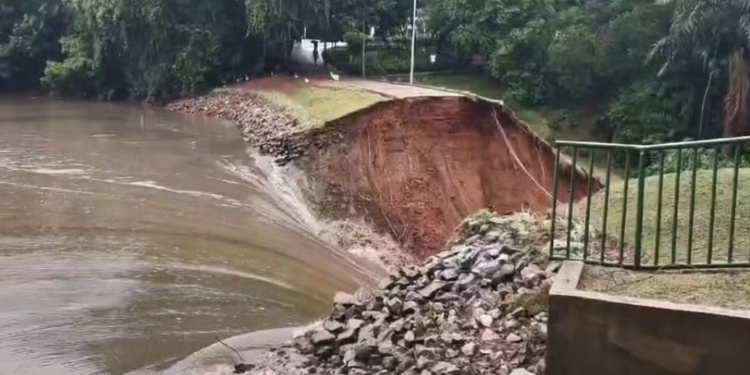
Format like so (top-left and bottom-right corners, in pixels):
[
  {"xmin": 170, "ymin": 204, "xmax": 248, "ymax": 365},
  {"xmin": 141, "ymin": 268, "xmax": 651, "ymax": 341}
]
[
  {"xmin": 324, "ymin": 47, "xmax": 457, "ymax": 76},
  {"xmin": 644, "ymin": 145, "xmax": 750, "ymax": 176},
  {"xmin": 344, "ymin": 31, "xmax": 366, "ymax": 54},
  {"xmin": 41, "ymin": 36, "xmax": 99, "ymax": 98}
]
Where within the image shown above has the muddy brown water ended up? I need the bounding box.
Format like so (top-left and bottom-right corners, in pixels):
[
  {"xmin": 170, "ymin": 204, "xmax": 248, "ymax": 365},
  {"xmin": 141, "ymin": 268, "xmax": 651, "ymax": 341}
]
[{"xmin": 0, "ymin": 98, "xmax": 380, "ymax": 375}]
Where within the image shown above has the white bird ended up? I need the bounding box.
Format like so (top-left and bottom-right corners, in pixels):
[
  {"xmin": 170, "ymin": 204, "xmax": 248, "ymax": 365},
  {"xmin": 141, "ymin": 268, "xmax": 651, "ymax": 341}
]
[
  {"xmin": 271, "ymin": 71, "xmax": 275, "ymax": 76},
  {"xmin": 294, "ymin": 72, "xmax": 299, "ymax": 79},
  {"xmin": 245, "ymin": 76, "xmax": 249, "ymax": 81},
  {"xmin": 330, "ymin": 72, "xmax": 340, "ymax": 81},
  {"xmin": 304, "ymin": 78, "xmax": 309, "ymax": 83}
]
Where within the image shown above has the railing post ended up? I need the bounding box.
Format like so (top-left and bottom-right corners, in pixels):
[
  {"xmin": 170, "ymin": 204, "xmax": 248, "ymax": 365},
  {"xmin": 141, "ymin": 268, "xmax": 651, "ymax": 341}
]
[
  {"xmin": 566, "ymin": 147, "xmax": 578, "ymax": 259},
  {"xmin": 634, "ymin": 150, "xmax": 646, "ymax": 269},
  {"xmin": 618, "ymin": 152, "xmax": 631, "ymax": 266},
  {"xmin": 550, "ymin": 146, "xmax": 561, "ymax": 259},
  {"xmin": 600, "ymin": 152, "xmax": 612, "ymax": 264},
  {"xmin": 728, "ymin": 145, "xmax": 741, "ymax": 263}
]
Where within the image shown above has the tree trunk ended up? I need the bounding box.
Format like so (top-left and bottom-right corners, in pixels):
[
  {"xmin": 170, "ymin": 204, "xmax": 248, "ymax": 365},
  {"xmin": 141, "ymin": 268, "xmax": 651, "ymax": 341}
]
[{"xmin": 722, "ymin": 47, "xmax": 750, "ymax": 153}]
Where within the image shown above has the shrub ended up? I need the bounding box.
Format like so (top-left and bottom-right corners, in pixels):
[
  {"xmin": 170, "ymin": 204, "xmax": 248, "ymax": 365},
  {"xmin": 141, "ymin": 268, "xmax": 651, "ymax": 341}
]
[
  {"xmin": 344, "ymin": 31, "xmax": 366, "ymax": 54},
  {"xmin": 324, "ymin": 47, "xmax": 457, "ymax": 76}
]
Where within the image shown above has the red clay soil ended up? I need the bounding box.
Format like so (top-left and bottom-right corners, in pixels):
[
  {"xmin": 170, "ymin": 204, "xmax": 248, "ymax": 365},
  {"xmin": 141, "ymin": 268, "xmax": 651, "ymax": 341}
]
[{"xmin": 299, "ymin": 96, "xmax": 598, "ymax": 259}]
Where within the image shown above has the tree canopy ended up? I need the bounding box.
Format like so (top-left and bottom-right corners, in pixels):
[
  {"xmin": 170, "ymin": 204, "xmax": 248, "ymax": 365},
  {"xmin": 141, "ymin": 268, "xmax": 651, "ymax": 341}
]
[
  {"xmin": 1, "ymin": 0, "xmax": 333, "ymax": 101},
  {"xmin": 2, "ymin": 0, "xmax": 750, "ymax": 149},
  {"xmin": 424, "ymin": 0, "xmax": 750, "ymax": 146}
]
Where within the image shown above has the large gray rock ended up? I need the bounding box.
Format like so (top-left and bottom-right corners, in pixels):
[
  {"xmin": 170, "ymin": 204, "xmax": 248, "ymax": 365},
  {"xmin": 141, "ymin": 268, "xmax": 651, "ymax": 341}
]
[
  {"xmin": 311, "ymin": 330, "xmax": 336, "ymax": 344},
  {"xmin": 432, "ymin": 361, "xmax": 460, "ymax": 374},
  {"xmin": 510, "ymin": 368, "xmax": 535, "ymax": 375},
  {"xmin": 419, "ymin": 281, "xmax": 446, "ymax": 298},
  {"xmin": 324, "ymin": 320, "xmax": 344, "ymax": 333},
  {"xmin": 478, "ymin": 315, "xmax": 493, "ymax": 328},
  {"xmin": 333, "ymin": 292, "xmax": 356, "ymax": 305},
  {"xmin": 506, "ymin": 333, "xmax": 522, "ymax": 343},
  {"xmin": 460, "ymin": 342, "xmax": 477, "ymax": 356},
  {"xmin": 472, "ymin": 260, "xmax": 501, "ymax": 277},
  {"xmin": 480, "ymin": 329, "xmax": 500, "ymax": 342}
]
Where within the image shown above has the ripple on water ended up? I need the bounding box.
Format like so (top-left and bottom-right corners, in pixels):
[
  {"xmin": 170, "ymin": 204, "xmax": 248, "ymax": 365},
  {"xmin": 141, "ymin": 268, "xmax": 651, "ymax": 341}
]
[{"xmin": 0, "ymin": 99, "xmax": 372, "ymax": 375}]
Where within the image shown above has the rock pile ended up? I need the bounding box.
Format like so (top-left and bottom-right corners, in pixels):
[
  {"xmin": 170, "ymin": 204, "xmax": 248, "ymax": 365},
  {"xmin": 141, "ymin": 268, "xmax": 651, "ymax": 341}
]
[
  {"xmin": 167, "ymin": 92, "xmax": 307, "ymax": 165},
  {"xmin": 250, "ymin": 211, "xmax": 554, "ymax": 375}
]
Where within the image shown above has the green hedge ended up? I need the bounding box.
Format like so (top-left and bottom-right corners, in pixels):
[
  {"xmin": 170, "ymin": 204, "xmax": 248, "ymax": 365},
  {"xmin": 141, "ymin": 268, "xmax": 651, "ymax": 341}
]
[{"xmin": 323, "ymin": 47, "xmax": 457, "ymax": 76}]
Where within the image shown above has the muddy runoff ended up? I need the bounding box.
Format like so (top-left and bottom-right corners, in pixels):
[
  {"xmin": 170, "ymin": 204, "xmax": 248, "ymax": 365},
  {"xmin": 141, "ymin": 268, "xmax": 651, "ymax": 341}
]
[{"xmin": 0, "ymin": 98, "xmax": 383, "ymax": 375}]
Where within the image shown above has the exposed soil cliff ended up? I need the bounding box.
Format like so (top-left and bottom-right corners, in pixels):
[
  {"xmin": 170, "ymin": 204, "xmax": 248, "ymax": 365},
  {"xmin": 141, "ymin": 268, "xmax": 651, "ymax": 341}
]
[{"xmin": 297, "ymin": 96, "xmax": 598, "ymax": 259}]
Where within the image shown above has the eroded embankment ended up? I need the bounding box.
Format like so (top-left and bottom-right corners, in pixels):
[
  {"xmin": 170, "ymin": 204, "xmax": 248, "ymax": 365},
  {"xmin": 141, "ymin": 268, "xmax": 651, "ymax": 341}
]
[
  {"xmin": 168, "ymin": 90, "xmax": 599, "ymax": 262},
  {"xmin": 297, "ymin": 96, "xmax": 597, "ymax": 259}
]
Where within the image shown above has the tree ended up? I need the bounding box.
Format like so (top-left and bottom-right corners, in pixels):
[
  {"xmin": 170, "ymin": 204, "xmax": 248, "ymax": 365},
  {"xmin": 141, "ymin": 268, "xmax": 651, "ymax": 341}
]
[
  {"xmin": 0, "ymin": 0, "xmax": 66, "ymax": 91},
  {"xmin": 650, "ymin": 0, "xmax": 750, "ymax": 139}
]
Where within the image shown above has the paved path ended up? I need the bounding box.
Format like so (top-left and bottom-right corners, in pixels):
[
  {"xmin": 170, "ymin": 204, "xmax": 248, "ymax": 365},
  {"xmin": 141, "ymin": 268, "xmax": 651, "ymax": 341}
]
[
  {"xmin": 321, "ymin": 79, "xmax": 461, "ymax": 99},
  {"xmin": 290, "ymin": 39, "xmax": 346, "ymax": 74},
  {"xmin": 290, "ymin": 39, "xmax": 461, "ymax": 99}
]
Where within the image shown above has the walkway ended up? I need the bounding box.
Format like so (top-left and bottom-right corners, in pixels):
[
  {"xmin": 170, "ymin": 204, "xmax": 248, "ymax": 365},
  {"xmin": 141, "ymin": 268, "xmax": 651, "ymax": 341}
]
[{"xmin": 290, "ymin": 39, "xmax": 460, "ymax": 99}]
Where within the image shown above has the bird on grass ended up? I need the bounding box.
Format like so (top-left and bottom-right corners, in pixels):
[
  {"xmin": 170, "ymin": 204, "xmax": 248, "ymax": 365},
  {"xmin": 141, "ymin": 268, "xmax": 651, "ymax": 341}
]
[
  {"xmin": 294, "ymin": 72, "xmax": 299, "ymax": 79},
  {"xmin": 304, "ymin": 78, "xmax": 309, "ymax": 83},
  {"xmin": 330, "ymin": 72, "xmax": 340, "ymax": 81}
]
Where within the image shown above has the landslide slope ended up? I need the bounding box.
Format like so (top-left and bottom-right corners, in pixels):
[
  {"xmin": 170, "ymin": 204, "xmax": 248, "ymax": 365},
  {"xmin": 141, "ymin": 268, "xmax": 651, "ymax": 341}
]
[{"xmin": 297, "ymin": 95, "xmax": 598, "ymax": 259}]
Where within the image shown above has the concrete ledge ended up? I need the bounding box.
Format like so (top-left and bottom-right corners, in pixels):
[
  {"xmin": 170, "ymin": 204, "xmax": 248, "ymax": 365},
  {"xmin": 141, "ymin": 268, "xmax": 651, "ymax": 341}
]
[
  {"xmin": 548, "ymin": 261, "xmax": 750, "ymax": 375},
  {"xmin": 160, "ymin": 326, "xmax": 302, "ymax": 375}
]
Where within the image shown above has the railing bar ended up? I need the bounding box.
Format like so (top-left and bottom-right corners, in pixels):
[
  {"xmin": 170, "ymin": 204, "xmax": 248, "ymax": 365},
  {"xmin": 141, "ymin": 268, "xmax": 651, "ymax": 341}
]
[
  {"xmin": 686, "ymin": 148, "xmax": 699, "ymax": 265},
  {"xmin": 634, "ymin": 151, "xmax": 646, "ymax": 269},
  {"xmin": 566, "ymin": 147, "xmax": 578, "ymax": 259},
  {"xmin": 728, "ymin": 146, "xmax": 741, "ymax": 263},
  {"xmin": 583, "ymin": 153, "xmax": 595, "ymax": 261},
  {"xmin": 654, "ymin": 151, "xmax": 665, "ymax": 266},
  {"xmin": 601, "ymin": 152, "xmax": 613, "ymax": 264},
  {"xmin": 557, "ymin": 135, "xmax": 750, "ymax": 151},
  {"xmin": 629, "ymin": 262, "xmax": 750, "ymax": 271},
  {"xmin": 707, "ymin": 147, "xmax": 719, "ymax": 264},
  {"xmin": 670, "ymin": 149, "xmax": 683, "ymax": 264},
  {"xmin": 550, "ymin": 147, "xmax": 561, "ymax": 259},
  {"xmin": 619, "ymin": 152, "xmax": 631, "ymax": 266}
]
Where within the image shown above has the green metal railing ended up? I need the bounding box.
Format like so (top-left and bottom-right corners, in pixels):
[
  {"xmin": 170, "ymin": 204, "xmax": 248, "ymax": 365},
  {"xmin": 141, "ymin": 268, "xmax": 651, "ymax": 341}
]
[{"xmin": 549, "ymin": 136, "xmax": 750, "ymax": 270}]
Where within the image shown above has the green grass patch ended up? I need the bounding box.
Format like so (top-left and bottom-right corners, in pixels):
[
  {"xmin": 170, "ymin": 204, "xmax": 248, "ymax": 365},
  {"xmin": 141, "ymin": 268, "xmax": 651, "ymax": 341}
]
[
  {"xmin": 254, "ymin": 86, "xmax": 387, "ymax": 129},
  {"xmin": 414, "ymin": 74, "xmax": 505, "ymax": 100},
  {"xmin": 573, "ymin": 168, "xmax": 750, "ymax": 265},
  {"xmin": 580, "ymin": 266, "xmax": 750, "ymax": 310}
]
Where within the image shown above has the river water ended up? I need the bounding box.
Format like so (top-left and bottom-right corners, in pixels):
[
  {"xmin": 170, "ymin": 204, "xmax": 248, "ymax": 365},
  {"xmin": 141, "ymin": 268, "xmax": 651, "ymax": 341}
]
[{"xmin": 0, "ymin": 98, "xmax": 379, "ymax": 375}]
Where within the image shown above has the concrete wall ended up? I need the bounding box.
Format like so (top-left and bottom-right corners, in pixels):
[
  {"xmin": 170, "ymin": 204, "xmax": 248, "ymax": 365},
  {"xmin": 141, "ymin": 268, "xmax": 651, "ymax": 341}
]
[{"xmin": 548, "ymin": 262, "xmax": 750, "ymax": 375}]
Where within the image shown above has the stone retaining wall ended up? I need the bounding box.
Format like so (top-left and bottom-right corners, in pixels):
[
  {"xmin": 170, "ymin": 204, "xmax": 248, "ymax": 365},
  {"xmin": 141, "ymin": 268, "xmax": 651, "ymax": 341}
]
[{"xmin": 548, "ymin": 262, "xmax": 750, "ymax": 375}]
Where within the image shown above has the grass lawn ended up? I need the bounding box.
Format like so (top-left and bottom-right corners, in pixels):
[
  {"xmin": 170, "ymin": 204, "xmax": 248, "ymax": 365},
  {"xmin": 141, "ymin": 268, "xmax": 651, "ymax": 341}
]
[
  {"xmin": 253, "ymin": 85, "xmax": 388, "ymax": 129},
  {"xmin": 580, "ymin": 266, "xmax": 750, "ymax": 309},
  {"xmin": 573, "ymin": 168, "xmax": 750, "ymax": 266}
]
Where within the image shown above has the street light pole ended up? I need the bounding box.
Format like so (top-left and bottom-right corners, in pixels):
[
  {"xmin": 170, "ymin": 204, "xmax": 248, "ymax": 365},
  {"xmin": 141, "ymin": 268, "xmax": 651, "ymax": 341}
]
[
  {"xmin": 409, "ymin": 0, "xmax": 417, "ymax": 84},
  {"xmin": 362, "ymin": 21, "xmax": 367, "ymax": 78}
]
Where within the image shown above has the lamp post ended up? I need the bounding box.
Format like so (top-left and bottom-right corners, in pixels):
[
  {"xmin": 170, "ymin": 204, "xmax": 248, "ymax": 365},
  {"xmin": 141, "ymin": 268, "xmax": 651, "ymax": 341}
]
[{"xmin": 409, "ymin": 0, "xmax": 417, "ymax": 84}]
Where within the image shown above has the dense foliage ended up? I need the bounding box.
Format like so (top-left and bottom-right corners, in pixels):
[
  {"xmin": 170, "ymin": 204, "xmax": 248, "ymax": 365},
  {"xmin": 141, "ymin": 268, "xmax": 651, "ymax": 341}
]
[
  {"xmin": 3, "ymin": 0, "xmax": 750, "ymax": 149},
  {"xmin": 1, "ymin": 0, "xmax": 329, "ymax": 101},
  {"xmin": 425, "ymin": 0, "xmax": 750, "ymax": 146}
]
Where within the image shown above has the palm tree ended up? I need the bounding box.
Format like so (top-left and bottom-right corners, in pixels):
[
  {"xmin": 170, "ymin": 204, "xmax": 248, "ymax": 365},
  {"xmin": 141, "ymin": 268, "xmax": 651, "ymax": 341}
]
[{"xmin": 650, "ymin": 0, "xmax": 750, "ymax": 140}]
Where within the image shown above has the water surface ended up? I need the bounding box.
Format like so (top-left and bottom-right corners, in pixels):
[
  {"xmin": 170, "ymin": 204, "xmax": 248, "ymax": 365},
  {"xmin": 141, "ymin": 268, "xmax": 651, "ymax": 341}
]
[{"xmin": 0, "ymin": 98, "xmax": 378, "ymax": 375}]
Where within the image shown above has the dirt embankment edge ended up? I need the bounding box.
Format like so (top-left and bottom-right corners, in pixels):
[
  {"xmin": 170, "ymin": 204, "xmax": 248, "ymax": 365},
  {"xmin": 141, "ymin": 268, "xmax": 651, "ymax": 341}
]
[
  {"xmin": 293, "ymin": 95, "xmax": 599, "ymax": 260},
  {"xmin": 167, "ymin": 89, "xmax": 600, "ymax": 265}
]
